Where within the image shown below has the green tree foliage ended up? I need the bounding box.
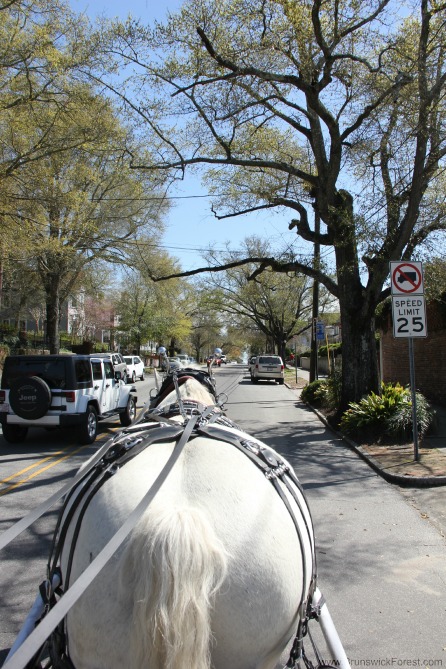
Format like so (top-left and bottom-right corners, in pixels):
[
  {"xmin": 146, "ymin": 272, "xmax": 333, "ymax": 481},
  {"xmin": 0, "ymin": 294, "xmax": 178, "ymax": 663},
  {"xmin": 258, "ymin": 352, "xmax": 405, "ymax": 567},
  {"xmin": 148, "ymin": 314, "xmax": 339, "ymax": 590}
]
[
  {"xmin": 424, "ymin": 258, "xmax": 446, "ymax": 302},
  {"xmin": 0, "ymin": 0, "xmax": 96, "ymax": 186},
  {"xmin": 187, "ymin": 284, "xmax": 226, "ymax": 361},
  {"xmin": 3, "ymin": 88, "xmax": 168, "ymax": 352},
  {"xmin": 101, "ymin": 0, "xmax": 446, "ymax": 409},
  {"xmin": 115, "ymin": 249, "xmax": 192, "ymax": 354}
]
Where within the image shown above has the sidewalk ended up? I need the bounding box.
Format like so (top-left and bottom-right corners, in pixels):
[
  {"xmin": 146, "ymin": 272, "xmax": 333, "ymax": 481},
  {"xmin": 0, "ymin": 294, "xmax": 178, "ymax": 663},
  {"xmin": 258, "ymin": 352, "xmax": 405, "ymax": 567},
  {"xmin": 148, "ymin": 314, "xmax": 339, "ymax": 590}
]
[{"xmin": 287, "ymin": 367, "xmax": 446, "ymax": 488}]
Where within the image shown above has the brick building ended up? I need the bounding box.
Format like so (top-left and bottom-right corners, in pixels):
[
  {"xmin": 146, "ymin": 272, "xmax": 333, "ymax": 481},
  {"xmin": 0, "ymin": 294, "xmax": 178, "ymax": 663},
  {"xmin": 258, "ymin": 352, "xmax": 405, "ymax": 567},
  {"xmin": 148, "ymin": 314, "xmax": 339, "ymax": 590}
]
[{"xmin": 380, "ymin": 300, "xmax": 446, "ymax": 407}]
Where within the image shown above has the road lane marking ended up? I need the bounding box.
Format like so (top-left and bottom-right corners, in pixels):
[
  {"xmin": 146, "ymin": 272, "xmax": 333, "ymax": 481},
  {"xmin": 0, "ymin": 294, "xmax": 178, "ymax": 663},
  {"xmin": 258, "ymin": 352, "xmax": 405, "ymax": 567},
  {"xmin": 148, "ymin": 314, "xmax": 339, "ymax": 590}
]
[
  {"xmin": 1, "ymin": 449, "xmax": 70, "ymax": 485},
  {"xmin": 0, "ymin": 445, "xmax": 91, "ymax": 497},
  {"xmin": 0, "ymin": 429, "xmax": 119, "ymax": 497}
]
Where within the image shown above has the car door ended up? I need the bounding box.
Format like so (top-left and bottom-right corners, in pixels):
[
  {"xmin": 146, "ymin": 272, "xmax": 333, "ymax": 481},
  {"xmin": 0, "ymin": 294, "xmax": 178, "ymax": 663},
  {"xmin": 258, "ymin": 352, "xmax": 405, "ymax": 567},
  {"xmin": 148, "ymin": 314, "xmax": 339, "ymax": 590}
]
[
  {"xmin": 133, "ymin": 357, "xmax": 143, "ymax": 375},
  {"xmin": 91, "ymin": 360, "xmax": 106, "ymax": 409},
  {"xmin": 102, "ymin": 360, "xmax": 120, "ymax": 411}
]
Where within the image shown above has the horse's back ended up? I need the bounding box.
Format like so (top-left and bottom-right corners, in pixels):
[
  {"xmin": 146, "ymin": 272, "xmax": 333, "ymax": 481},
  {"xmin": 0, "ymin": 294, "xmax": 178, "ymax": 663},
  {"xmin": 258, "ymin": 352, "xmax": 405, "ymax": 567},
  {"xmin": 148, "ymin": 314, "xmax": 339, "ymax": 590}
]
[{"xmin": 63, "ymin": 434, "xmax": 312, "ymax": 669}]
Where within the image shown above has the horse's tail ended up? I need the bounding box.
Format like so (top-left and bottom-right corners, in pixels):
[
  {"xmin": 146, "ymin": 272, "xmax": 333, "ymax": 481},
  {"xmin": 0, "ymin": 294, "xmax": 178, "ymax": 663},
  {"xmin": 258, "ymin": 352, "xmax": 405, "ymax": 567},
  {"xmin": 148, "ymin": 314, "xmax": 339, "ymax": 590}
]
[{"xmin": 120, "ymin": 506, "xmax": 228, "ymax": 669}]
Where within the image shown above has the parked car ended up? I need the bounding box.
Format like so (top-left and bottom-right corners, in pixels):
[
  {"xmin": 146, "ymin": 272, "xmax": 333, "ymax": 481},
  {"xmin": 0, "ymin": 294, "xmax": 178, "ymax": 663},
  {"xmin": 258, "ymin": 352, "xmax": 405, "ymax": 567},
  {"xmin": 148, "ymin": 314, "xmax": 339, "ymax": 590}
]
[
  {"xmin": 123, "ymin": 355, "xmax": 145, "ymax": 382},
  {"xmin": 0, "ymin": 354, "xmax": 137, "ymax": 445},
  {"xmin": 250, "ymin": 355, "xmax": 285, "ymax": 384},
  {"xmin": 91, "ymin": 352, "xmax": 128, "ymax": 384}
]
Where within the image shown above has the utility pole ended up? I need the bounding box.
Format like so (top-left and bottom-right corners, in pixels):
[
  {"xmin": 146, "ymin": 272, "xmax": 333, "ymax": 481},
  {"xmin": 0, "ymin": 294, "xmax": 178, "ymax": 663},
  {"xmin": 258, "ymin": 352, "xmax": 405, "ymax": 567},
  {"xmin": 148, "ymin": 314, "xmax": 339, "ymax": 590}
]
[{"xmin": 309, "ymin": 212, "xmax": 320, "ymax": 383}]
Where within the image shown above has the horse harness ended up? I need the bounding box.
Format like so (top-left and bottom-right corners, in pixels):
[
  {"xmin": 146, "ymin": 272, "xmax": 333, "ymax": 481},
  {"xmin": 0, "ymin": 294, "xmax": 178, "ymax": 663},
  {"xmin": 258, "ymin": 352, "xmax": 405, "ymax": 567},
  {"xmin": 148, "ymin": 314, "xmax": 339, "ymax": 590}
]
[{"xmin": 15, "ymin": 370, "xmax": 325, "ymax": 669}]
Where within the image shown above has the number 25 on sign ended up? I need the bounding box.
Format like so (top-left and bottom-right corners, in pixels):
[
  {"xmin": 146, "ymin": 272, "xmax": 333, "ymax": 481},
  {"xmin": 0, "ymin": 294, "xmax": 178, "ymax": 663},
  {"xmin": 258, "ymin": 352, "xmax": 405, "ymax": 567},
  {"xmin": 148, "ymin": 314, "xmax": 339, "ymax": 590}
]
[{"xmin": 392, "ymin": 296, "xmax": 427, "ymax": 338}]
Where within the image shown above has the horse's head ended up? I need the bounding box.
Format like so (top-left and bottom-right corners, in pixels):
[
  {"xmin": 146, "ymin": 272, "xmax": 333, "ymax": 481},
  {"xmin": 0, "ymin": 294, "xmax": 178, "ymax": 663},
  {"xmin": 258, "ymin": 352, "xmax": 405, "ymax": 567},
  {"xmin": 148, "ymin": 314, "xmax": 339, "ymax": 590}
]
[{"xmin": 150, "ymin": 368, "xmax": 218, "ymax": 415}]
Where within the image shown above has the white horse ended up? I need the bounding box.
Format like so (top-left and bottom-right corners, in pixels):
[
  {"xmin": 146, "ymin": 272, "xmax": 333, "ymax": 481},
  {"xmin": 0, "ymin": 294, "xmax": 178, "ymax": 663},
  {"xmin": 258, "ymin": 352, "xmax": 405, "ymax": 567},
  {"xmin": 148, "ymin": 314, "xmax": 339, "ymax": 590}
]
[{"xmin": 32, "ymin": 369, "xmax": 342, "ymax": 669}]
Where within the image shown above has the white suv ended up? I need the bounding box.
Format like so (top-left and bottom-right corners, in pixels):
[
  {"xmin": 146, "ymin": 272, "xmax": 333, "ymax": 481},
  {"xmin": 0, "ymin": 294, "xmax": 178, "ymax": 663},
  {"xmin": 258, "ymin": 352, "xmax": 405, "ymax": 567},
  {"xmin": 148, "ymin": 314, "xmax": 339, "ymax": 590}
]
[
  {"xmin": 250, "ymin": 355, "xmax": 285, "ymax": 384},
  {"xmin": 0, "ymin": 354, "xmax": 137, "ymax": 445},
  {"xmin": 123, "ymin": 355, "xmax": 145, "ymax": 382}
]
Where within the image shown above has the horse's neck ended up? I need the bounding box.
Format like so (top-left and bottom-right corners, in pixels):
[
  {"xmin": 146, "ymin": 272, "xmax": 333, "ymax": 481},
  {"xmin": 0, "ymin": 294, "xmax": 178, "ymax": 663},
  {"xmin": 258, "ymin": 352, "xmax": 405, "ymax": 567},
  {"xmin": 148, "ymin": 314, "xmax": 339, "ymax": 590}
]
[{"xmin": 158, "ymin": 377, "xmax": 215, "ymax": 410}]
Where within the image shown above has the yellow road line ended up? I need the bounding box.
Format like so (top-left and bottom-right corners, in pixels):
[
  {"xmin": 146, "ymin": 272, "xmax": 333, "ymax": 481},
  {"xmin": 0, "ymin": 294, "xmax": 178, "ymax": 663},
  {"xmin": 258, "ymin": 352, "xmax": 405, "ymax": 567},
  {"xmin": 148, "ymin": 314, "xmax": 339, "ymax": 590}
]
[
  {"xmin": 0, "ymin": 429, "xmax": 118, "ymax": 498},
  {"xmin": 0, "ymin": 444, "xmax": 91, "ymax": 497},
  {"xmin": 1, "ymin": 449, "xmax": 70, "ymax": 485}
]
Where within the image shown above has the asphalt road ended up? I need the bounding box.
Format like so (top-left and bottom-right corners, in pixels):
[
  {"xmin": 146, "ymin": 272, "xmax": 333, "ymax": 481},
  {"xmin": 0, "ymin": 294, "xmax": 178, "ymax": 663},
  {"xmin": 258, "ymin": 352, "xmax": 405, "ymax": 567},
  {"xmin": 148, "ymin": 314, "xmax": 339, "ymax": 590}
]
[{"xmin": 1, "ymin": 366, "xmax": 445, "ymax": 668}]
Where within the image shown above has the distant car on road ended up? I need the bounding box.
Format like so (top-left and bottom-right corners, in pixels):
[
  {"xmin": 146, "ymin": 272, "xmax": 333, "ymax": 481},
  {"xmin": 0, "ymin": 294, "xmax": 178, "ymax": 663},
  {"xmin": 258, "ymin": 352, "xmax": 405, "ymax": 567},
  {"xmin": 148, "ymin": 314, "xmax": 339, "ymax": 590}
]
[
  {"xmin": 176, "ymin": 354, "xmax": 191, "ymax": 365},
  {"xmin": 166, "ymin": 357, "xmax": 184, "ymax": 370},
  {"xmin": 123, "ymin": 356, "xmax": 145, "ymax": 382}
]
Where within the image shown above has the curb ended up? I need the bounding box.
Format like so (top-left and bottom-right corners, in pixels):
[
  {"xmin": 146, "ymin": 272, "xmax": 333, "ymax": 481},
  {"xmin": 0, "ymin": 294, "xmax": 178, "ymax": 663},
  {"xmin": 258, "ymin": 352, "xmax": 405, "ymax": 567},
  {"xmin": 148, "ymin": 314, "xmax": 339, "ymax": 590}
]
[{"xmin": 286, "ymin": 383, "xmax": 446, "ymax": 488}]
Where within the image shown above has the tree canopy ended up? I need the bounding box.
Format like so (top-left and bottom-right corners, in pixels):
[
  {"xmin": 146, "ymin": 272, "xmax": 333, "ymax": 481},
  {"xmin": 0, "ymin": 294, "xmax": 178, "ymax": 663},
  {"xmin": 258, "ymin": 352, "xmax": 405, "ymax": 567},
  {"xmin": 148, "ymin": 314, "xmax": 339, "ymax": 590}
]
[
  {"xmin": 0, "ymin": 0, "xmax": 171, "ymax": 353},
  {"xmin": 115, "ymin": 247, "xmax": 193, "ymax": 355},
  {"xmin": 98, "ymin": 0, "xmax": 446, "ymax": 408},
  {"xmin": 198, "ymin": 237, "xmax": 337, "ymax": 358}
]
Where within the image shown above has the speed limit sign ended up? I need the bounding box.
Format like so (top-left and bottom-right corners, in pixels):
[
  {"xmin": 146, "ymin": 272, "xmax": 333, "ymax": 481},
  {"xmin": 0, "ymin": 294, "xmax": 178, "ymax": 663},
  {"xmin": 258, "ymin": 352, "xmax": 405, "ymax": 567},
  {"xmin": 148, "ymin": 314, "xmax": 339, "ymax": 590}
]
[{"xmin": 392, "ymin": 295, "xmax": 427, "ymax": 337}]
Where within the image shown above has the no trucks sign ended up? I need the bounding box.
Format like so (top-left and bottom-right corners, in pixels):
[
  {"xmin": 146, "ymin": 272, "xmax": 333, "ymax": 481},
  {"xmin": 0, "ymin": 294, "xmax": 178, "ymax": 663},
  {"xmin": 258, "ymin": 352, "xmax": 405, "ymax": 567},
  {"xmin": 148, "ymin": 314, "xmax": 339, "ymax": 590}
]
[{"xmin": 390, "ymin": 261, "xmax": 424, "ymax": 295}]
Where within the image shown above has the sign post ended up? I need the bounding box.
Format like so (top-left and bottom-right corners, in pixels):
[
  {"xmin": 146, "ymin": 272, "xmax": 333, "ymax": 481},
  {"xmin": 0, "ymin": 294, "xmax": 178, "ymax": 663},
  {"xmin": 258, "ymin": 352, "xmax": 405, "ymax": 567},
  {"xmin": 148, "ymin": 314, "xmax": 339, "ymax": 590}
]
[
  {"xmin": 314, "ymin": 320, "xmax": 325, "ymax": 380},
  {"xmin": 390, "ymin": 261, "xmax": 427, "ymax": 461}
]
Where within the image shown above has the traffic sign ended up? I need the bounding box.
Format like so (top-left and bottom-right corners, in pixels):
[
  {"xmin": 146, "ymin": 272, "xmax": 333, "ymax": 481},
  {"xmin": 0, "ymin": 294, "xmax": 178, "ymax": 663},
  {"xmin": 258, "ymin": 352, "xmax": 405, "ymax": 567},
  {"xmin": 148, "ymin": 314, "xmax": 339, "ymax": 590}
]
[
  {"xmin": 392, "ymin": 295, "xmax": 427, "ymax": 337},
  {"xmin": 315, "ymin": 321, "xmax": 325, "ymax": 340},
  {"xmin": 390, "ymin": 261, "xmax": 424, "ymax": 295}
]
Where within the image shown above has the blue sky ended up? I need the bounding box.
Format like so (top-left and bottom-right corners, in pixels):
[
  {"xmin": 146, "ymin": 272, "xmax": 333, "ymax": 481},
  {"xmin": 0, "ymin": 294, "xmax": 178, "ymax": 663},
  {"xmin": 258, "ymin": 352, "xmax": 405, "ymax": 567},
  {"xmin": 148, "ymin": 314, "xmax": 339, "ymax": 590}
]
[{"xmin": 72, "ymin": 0, "xmax": 300, "ymax": 271}]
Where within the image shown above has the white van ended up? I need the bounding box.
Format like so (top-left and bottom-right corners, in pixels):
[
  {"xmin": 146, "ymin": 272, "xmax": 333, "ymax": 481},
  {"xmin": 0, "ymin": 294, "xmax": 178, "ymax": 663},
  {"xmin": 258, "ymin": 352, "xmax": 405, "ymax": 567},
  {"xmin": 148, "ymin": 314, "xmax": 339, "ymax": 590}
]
[{"xmin": 250, "ymin": 355, "xmax": 284, "ymax": 384}]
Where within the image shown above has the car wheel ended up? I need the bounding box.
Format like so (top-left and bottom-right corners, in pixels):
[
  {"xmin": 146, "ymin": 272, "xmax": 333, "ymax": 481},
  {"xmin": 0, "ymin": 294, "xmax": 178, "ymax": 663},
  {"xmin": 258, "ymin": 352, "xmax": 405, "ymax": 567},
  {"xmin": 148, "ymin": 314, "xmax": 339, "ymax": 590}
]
[
  {"xmin": 131, "ymin": 371, "xmax": 136, "ymax": 383},
  {"xmin": 278, "ymin": 378, "xmax": 284, "ymax": 385},
  {"xmin": 9, "ymin": 376, "xmax": 52, "ymax": 420},
  {"xmin": 251, "ymin": 377, "xmax": 258, "ymax": 384},
  {"xmin": 78, "ymin": 405, "xmax": 98, "ymax": 444},
  {"xmin": 2, "ymin": 424, "xmax": 28, "ymax": 444},
  {"xmin": 140, "ymin": 372, "xmax": 145, "ymax": 381},
  {"xmin": 120, "ymin": 396, "xmax": 136, "ymax": 427}
]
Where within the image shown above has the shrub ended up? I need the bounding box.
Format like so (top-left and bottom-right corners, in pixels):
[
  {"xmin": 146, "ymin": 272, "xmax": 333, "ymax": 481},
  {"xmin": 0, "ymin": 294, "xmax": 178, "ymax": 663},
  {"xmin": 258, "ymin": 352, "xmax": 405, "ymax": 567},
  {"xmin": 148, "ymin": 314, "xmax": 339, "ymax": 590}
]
[
  {"xmin": 301, "ymin": 379, "xmax": 327, "ymax": 405},
  {"xmin": 320, "ymin": 367, "xmax": 342, "ymax": 409},
  {"xmin": 318, "ymin": 342, "xmax": 342, "ymax": 358},
  {"xmin": 340, "ymin": 382, "xmax": 434, "ymax": 439},
  {"xmin": 386, "ymin": 391, "xmax": 434, "ymax": 439}
]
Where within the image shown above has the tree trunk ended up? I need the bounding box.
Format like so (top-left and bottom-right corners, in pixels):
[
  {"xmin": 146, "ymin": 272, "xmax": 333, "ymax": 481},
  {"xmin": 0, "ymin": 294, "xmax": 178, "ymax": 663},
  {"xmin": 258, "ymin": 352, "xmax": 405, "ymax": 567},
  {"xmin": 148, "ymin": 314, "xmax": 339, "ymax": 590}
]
[
  {"xmin": 310, "ymin": 213, "xmax": 320, "ymax": 383},
  {"xmin": 45, "ymin": 280, "xmax": 61, "ymax": 354},
  {"xmin": 332, "ymin": 191, "xmax": 380, "ymax": 412},
  {"xmin": 338, "ymin": 301, "xmax": 379, "ymax": 412}
]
